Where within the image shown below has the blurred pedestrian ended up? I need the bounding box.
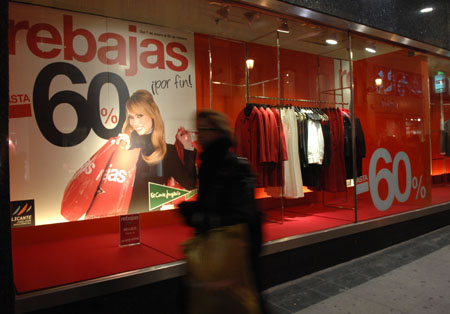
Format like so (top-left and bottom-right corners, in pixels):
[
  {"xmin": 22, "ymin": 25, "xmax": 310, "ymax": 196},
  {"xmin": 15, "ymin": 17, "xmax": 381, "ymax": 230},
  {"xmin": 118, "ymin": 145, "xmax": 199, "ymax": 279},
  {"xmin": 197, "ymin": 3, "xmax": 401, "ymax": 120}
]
[{"xmin": 180, "ymin": 109, "xmax": 264, "ymax": 314}]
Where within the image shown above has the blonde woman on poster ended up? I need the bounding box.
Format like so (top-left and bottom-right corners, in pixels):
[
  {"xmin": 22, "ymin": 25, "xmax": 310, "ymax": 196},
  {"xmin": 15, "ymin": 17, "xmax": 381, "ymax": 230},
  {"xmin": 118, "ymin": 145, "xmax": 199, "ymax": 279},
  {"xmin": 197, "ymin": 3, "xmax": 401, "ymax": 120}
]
[
  {"xmin": 119, "ymin": 89, "xmax": 197, "ymax": 213},
  {"xmin": 61, "ymin": 89, "xmax": 197, "ymax": 220}
]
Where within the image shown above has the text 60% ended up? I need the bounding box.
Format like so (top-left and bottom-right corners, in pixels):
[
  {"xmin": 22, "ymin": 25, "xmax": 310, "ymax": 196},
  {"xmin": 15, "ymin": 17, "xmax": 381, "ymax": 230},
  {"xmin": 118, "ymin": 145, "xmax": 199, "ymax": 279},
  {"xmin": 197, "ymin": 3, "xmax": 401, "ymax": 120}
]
[{"xmin": 369, "ymin": 148, "xmax": 426, "ymax": 211}]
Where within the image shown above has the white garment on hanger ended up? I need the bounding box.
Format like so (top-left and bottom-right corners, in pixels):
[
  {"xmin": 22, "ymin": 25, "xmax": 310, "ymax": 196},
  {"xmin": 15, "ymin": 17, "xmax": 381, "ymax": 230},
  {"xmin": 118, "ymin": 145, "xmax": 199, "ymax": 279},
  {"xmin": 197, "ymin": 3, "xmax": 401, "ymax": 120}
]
[
  {"xmin": 281, "ymin": 108, "xmax": 304, "ymax": 198},
  {"xmin": 307, "ymin": 119, "xmax": 324, "ymax": 164}
]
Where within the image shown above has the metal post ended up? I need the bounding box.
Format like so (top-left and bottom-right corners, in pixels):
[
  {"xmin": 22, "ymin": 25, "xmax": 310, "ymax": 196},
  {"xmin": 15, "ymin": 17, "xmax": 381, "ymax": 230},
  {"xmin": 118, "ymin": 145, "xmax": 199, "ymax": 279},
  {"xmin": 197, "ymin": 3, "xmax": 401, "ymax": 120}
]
[
  {"xmin": 348, "ymin": 32, "xmax": 358, "ymax": 223},
  {"xmin": 277, "ymin": 30, "xmax": 284, "ymax": 223},
  {"xmin": 208, "ymin": 36, "xmax": 212, "ymax": 109},
  {"xmin": 246, "ymin": 42, "xmax": 249, "ymax": 103}
]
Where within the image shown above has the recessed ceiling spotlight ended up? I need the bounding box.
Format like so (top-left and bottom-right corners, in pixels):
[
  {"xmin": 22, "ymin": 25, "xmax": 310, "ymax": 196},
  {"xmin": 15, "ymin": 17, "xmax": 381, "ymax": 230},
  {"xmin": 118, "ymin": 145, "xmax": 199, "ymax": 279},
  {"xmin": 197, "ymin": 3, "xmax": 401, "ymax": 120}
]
[
  {"xmin": 365, "ymin": 43, "xmax": 377, "ymax": 53},
  {"xmin": 420, "ymin": 7, "xmax": 433, "ymax": 13},
  {"xmin": 326, "ymin": 39, "xmax": 338, "ymax": 45}
]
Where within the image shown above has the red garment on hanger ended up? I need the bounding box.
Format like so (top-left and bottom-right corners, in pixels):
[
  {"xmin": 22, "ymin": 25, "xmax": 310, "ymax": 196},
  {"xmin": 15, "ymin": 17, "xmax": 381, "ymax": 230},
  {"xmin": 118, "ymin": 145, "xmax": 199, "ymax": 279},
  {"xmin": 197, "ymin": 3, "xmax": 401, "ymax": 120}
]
[
  {"xmin": 321, "ymin": 108, "xmax": 347, "ymax": 192},
  {"xmin": 235, "ymin": 106, "xmax": 266, "ymax": 186}
]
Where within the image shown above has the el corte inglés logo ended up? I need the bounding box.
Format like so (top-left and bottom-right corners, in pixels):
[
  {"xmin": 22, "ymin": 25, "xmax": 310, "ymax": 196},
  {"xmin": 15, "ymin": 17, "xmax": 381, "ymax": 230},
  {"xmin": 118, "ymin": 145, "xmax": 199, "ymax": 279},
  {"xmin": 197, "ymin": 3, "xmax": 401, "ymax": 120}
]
[{"xmin": 148, "ymin": 183, "xmax": 192, "ymax": 210}]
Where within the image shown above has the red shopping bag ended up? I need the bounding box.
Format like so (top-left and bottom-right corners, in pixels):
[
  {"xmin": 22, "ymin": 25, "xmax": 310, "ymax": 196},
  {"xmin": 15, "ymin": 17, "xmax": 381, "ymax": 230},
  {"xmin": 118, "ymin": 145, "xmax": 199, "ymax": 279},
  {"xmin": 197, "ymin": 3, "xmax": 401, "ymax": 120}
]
[
  {"xmin": 85, "ymin": 144, "xmax": 140, "ymax": 219},
  {"xmin": 61, "ymin": 138, "xmax": 140, "ymax": 221}
]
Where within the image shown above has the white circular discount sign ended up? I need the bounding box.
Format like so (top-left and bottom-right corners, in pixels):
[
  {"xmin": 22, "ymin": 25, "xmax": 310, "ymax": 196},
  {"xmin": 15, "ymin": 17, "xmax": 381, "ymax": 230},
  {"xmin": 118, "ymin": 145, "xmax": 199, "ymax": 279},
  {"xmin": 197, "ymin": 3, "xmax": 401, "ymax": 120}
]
[{"xmin": 368, "ymin": 148, "xmax": 425, "ymax": 211}]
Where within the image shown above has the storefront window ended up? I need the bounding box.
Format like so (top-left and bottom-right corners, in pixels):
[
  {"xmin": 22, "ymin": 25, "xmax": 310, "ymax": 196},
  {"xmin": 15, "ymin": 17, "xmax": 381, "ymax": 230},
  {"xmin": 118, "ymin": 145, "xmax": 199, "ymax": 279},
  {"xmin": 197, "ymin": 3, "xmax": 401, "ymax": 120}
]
[
  {"xmin": 184, "ymin": 3, "xmax": 358, "ymax": 235},
  {"xmin": 193, "ymin": 7, "xmax": 359, "ymax": 234},
  {"xmin": 275, "ymin": 22, "xmax": 356, "ymax": 228},
  {"xmin": 427, "ymin": 54, "xmax": 450, "ymax": 204},
  {"xmin": 9, "ymin": 0, "xmax": 450, "ymax": 297}
]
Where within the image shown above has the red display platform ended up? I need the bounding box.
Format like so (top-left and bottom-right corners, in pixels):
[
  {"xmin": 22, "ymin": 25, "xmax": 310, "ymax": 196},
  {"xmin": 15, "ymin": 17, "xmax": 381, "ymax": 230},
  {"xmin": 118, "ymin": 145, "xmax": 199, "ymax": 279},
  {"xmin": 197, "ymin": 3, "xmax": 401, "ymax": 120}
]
[{"xmin": 11, "ymin": 186, "xmax": 450, "ymax": 294}]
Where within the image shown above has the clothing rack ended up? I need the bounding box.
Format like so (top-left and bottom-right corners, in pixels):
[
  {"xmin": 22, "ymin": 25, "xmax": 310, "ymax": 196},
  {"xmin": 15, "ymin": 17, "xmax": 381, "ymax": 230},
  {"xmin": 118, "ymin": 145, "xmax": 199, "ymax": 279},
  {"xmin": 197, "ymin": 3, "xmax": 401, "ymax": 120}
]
[
  {"xmin": 211, "ymin": 81, "xmax": 246, "ymax": 87},
  {"xmin": 246, "ymin": 102, "xmax": 355, "ymax": 213},
  {"xmin": 246, "ymin": 99, "xmax": 353, "ymax": 217},
  {"xmin": 208, "ymin": 31, "xmax": 357, "ymax": 224},
  {"xmin": 248, "ymin": 95, "xmax": 348, "ymax": 106}
]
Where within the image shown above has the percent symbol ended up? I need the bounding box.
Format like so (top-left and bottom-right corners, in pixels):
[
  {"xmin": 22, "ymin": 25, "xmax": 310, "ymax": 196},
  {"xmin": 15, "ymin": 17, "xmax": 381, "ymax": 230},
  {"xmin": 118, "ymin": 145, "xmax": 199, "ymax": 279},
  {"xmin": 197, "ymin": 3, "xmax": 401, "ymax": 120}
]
[
  {"xmin": 411, "ymin": 175, "xmax": 426, "ymax": 200},
  {"xmin": 100, "ymin": 107, "xmax": 118, "ymax": 124}
]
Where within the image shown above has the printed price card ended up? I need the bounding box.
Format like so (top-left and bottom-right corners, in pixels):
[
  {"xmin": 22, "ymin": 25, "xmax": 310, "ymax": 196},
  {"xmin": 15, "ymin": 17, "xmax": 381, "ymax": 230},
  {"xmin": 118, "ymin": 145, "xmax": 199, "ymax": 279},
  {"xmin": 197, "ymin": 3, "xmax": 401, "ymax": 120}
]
[{"xmin": 119, "ymin": 214, "xmax": 140, "ymax": 246}]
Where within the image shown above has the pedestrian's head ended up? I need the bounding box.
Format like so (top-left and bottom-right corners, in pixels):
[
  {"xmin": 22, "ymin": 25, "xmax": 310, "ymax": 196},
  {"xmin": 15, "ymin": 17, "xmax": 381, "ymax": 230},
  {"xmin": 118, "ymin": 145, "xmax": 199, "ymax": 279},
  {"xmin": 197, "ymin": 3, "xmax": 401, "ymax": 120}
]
[
  {"xmin": 122, "ymin": 89, "xmax": 166, "ymax": 163},
  {"xmin": 197, "ymin": 110, "xmax": 232, "ymax": 149}
]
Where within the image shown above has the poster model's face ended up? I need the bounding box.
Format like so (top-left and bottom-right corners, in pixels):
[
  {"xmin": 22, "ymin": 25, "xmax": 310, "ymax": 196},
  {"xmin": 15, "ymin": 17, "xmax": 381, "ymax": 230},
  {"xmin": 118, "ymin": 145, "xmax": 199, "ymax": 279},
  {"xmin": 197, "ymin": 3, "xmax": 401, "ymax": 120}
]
[{"xmin": 127, "ymin": 109, "xmax": 154, "ymax": 136}]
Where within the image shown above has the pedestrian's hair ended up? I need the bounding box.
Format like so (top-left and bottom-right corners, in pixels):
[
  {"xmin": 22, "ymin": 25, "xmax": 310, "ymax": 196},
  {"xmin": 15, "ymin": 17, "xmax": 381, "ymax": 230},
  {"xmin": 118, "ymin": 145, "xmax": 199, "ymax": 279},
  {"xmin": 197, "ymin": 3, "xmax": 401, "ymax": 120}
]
[
  {"xmin": 122, "ymin": 89, "xmax": 166, "ymax": 164},
  {"xmin": 197, "ymin": 109, "xmax": 233, "ymax": 141}
]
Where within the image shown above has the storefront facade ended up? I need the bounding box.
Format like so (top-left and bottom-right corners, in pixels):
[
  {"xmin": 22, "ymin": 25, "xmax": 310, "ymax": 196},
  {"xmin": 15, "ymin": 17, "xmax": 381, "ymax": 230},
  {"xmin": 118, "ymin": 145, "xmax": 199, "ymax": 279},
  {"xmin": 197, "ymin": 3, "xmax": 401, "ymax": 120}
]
[{"xmin": 2, "ymin": 1, "xmax": 450, "ymax": 313}]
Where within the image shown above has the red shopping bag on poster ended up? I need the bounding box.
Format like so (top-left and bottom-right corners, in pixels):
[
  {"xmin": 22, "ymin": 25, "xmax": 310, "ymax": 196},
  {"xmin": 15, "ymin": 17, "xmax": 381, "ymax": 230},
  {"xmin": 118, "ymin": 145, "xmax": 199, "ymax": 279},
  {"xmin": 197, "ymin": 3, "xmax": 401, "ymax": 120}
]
[
  {"xmin": 85, "ymin": 145, "xmax": 140, "ymax": 219},
  {"xmin": 61, "ymin": 138, "xmax": 140, "ymax": 221}
]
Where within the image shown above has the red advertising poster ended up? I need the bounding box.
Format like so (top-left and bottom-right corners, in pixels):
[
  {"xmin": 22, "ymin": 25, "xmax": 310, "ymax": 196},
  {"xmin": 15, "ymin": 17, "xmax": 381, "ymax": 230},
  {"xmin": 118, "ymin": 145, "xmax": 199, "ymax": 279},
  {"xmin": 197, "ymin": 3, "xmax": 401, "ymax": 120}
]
[
  {"xmin": 353, "ymin": 49, "xmax": 432, "ymax": 217},
  {"xmin": 9, "ymin": 3, "xmax": 198, "ymax": 226},
  {"xmin": 119, "ymin": 214, "xmax": 140, "ymax": 246}
]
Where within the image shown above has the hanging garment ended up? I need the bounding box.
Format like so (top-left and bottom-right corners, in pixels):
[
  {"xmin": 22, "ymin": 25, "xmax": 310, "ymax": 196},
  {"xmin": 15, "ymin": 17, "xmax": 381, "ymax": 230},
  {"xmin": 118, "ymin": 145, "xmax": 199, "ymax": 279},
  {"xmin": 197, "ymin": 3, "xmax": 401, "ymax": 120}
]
[
  {"xmin": 321, "ymin": 108, "xmax": 347, "ymax": 192},
  {"xmin": 264, "ymin": 107, "xmax": 280, "ymax": 163},
  {"xmin": 300, "ymin": 109, "xmax": 329, "ymax": 189},
  {"xmin": 280, "ymin": 108, "xmax": 304, "ymax": 198},
  {"xmin": 342, "ymin": 110, "xmax": 366, "ymax": 179},
  {"xmin": 355, "ymin": 116, "xmax": 366, "ymax": 177},
  {"xmin": 258, "ymin": 106, "xmax": 284, "ymax": 187},
  {"xmin": 269, "ymin": 107, "xmax": 288, "ymax": 188},
  {"xmin": 271, "ymin": 107, "xmax": 288, "ymax": 162},
  {"xmin": 306, "ymin": 118, "xmax": 325, "ymax": 165},
  {"xmin": 296, "ymin": 111, "xmax": 308, "ymax": 167},
  {"xmin": 235, "ymin": 106, "xmax": 267, "ymax": 186}
]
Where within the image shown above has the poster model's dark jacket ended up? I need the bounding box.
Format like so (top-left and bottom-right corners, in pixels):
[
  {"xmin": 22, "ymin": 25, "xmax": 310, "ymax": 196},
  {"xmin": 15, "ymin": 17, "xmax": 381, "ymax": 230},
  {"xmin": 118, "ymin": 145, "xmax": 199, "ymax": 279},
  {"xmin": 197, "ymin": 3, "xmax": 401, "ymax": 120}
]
[{"xmin": 128, "ymin": 131, "xmax": 197, "ymax": 214}]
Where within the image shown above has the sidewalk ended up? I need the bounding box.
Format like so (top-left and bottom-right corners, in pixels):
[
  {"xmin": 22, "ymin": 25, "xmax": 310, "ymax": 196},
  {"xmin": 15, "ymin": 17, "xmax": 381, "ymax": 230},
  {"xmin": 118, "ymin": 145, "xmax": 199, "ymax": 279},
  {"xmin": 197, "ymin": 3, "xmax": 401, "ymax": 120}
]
[{"xmin": 263, "ymin": 224, "xmax": 450, "ymax": 314}]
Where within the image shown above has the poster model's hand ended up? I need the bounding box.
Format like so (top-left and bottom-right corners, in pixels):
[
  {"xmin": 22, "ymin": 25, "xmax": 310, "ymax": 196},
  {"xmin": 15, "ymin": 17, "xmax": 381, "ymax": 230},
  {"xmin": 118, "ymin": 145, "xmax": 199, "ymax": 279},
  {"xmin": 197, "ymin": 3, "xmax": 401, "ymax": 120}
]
[
  {"xmin": 176, "ymin": 127, "xmax": 194, "ymax": 150},
  {"xmin": 116, "ymin": 133, "xmax": 131, "ymax": 150}
]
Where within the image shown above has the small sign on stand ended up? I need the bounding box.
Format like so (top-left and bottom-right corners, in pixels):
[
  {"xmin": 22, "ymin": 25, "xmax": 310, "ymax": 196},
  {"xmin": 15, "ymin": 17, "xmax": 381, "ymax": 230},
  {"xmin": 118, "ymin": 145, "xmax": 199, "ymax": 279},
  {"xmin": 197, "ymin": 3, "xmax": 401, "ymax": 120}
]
[{"xmin": 119, "ymin": 214, "xmax": 140, "ymax": 246}]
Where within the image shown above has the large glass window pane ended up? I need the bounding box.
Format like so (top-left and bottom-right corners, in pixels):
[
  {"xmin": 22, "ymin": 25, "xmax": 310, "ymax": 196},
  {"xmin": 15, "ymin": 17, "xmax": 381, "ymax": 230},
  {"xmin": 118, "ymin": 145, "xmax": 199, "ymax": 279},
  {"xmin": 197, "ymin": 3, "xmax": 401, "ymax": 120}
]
[
  {"xmin": 276, "ymin": 23, "xmax": 356, "ymax": 227},
  {"xmin": 352, "ymin": 34, "xmax": 432, "ymax": 220},
  {"xmin": 428, "ymin": 54, "xmax": 450, "ymax": 203},
  {"xmin": 183, "ymin": 4, "xmax": 357, "ymax": 233}
]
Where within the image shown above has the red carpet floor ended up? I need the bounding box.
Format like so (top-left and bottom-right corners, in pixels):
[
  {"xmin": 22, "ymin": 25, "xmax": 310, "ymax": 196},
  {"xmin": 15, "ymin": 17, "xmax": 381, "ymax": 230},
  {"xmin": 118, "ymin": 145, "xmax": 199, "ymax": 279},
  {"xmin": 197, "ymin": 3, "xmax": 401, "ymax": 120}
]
[
  {"xmin": 12, "ymin": 233, "xmax": 176, "ymax": 292},
  {"xmin": 12, "ymin": 186, "xmax": 450, "ymax": 293}
]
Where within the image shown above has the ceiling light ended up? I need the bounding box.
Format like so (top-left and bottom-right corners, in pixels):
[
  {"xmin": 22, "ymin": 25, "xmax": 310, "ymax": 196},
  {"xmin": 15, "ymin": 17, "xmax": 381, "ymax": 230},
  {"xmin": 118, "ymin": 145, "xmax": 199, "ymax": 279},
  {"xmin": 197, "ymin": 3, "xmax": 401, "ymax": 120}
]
[
  {"xmin": 420, "ymin": 7, "xmax": 433, "ymax": 13},
  {"xmin": 365, "ymin": 43, "xmax": 376, "ymax": 53},
  {"xmin": 325, "ymin": 34, "xmax": 338, "ymax": 45},
  {"xmin": 246, "ymin": 59, "xmax": 254, "ymax": 70},
  {"xmin": 375, "ymin": 78, "xmax": 383, "ymax": 86},
  {"xmin": 277, "ymin": 20, "xmax": 290, "ymax": 33}
]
